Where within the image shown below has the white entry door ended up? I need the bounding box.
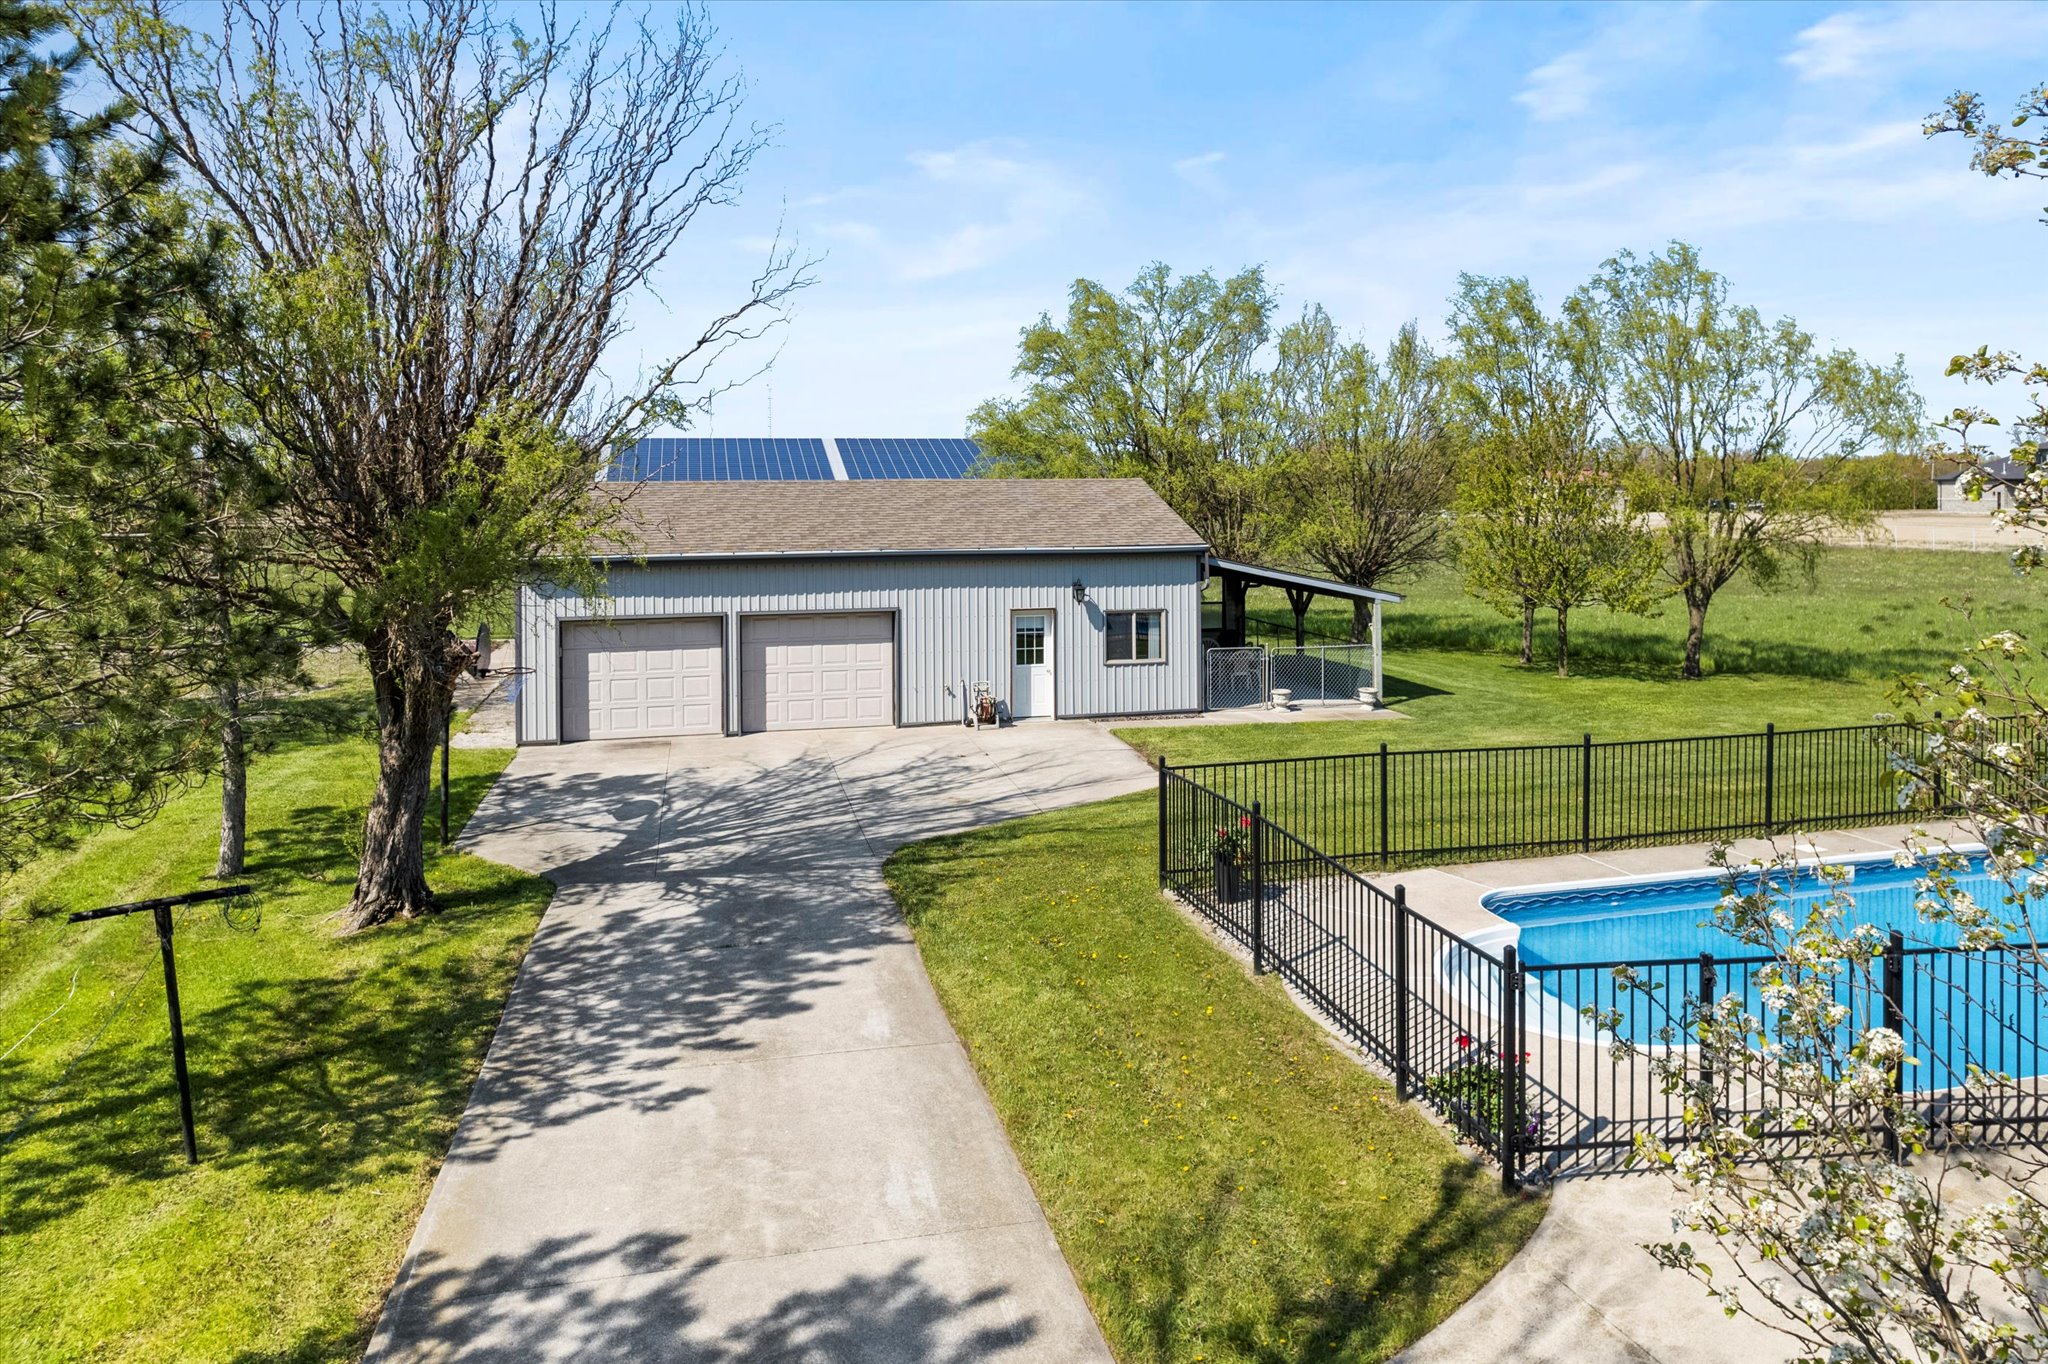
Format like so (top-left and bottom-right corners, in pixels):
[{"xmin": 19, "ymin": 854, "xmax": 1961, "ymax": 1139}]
[{"xmin": 1011, "ymin": 612, "xmax": 1054, "ymax": 718}]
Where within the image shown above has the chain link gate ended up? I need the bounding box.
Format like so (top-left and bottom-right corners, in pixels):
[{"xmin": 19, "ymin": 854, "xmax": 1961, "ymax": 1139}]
[{"xmin": 1205, "ymin": 646, "xmax": 1268, "ymax": 709}]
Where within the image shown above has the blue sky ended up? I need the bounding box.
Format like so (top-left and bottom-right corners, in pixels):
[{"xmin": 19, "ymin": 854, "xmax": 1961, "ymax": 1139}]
[{"xmin": 625, "ymin": 0, "xmax": 2048, "ymax": 441}]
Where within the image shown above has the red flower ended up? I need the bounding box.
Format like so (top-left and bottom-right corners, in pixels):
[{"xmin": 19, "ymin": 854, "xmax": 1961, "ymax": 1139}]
[
  {"xmin": 1238, "ymin": 815, "xmax": 1254, "ymax": 829},
  {"xmin": 1456, "ymin": 1034, "xmax": 1471, "ymax": 1049}
]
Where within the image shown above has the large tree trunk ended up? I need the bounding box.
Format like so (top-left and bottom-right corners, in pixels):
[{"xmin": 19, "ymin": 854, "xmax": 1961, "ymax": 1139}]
[
  {"xmin": 1350, "ymin": 597, "xmax": 1371, "ymax": 644},
  {"xmin": 214, "ymin": 678, "xmax": 246, "ymax": 878},
  {"xmin": 1555, "ymin": 608, "xmax": 1570, "ymax": 680},
  {"xmin": 345, "ymin": 632, "xmax": 454, "ymax": 931},
  {"xmin": 1682, "ymin": 597, "xmax": 1708, "ymax": 680},
  {"xmin": 1520, "ymin": 603, "xmax": 1534, "ymax": 666}
]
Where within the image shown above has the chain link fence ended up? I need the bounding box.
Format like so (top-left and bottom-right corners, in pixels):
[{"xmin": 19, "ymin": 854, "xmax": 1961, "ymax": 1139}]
[
  {"xmin": 1269, "ymin": 644, "xmax": 1375, "ymax": 705},
  {"xmin": 1207, "ymin": 644, "xmax": 1376, "ymax": 709}
]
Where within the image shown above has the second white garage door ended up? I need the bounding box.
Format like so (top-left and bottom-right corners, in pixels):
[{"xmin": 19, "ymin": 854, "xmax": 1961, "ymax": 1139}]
[
  {"xmin": 561, "ymin": 618, "xmax": 723, "ymax": 741},
  {"xmin": 740, "ymin": 613, "xmax": 894, "ymax": 732}
]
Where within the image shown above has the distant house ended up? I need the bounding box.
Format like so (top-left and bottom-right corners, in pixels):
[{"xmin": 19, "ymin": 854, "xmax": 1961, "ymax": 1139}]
[{"xmin": 1934, "ymin": 457, "xmax": 2033, "ymax": 514}]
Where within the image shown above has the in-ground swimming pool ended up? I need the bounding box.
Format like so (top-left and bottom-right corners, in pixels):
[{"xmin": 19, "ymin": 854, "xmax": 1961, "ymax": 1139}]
[
  {"xmin": 1486, "ymin": 854, "xmax": 2043, "ymax": 968},
  {"xmin": 1477, "ymin": 853, "xmax": 2048, "ymax": 1082}
]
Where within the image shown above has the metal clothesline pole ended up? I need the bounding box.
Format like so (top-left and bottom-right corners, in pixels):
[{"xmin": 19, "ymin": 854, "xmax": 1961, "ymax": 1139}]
[{"xmin": 67, "ymin": 883, "xmax": 253, "ymax": 1164}]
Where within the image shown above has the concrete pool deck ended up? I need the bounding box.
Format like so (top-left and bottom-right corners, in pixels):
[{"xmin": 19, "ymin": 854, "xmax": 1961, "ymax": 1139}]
[
  {"xmin": 1385, "ymin": 817, "xmax": 1981, "ymax": 1364},
  {"xmin": 1393, "ymin": 817, "xmax": 1980, "ymax": 944}
]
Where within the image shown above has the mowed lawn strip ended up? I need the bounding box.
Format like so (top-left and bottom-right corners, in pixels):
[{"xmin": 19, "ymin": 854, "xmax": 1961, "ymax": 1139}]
[
  {"xmin": 888, "ymin": 792, "xmax": 1541, "ymax": 1363},
  {"xmin": 0, "ymin": 727, "xmax": 550, "ymax": 1364},
  {"xmin": 1148, "ymin": 546, "xmax": 2048, "ymax": 767}
]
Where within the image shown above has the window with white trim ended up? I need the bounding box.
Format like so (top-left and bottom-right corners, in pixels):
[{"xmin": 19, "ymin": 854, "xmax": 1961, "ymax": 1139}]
[{"xmin": 1105, "ymin": 610, "xmax": 1164, "ymax": 663}]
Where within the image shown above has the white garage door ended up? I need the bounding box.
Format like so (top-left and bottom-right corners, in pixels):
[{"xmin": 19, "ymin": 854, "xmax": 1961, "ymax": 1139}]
[
  {"xmin": 561, "ymin": 618, "xmax": 723, "ymax": 741},
  {"xmin": 740, "ymin": 614, "xmax": 894, "ymax": 732}
]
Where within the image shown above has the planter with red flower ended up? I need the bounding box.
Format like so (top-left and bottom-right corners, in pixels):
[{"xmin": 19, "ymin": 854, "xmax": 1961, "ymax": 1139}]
[
  {"xmin": 1422, "ymin": 1033, "xmax": 1543, "ymax": 1152},
  {"xmin": 1200, "ymin": 814, "xmax": 1257, "ymax": 904}
]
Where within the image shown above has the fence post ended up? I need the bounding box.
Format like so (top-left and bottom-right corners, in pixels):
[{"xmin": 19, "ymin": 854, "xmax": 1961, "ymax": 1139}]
[
  {"xmin": 1579, "ymin": 733, "xmax": 1593, "ymax": 853},
  {"xmin": 1157, "ymin": 756, "xmax": 1168, "ymax": 888},
  {"xmin": 1394, "ymin": 884, "xmax": 1411, "ymax": 1100},
  {"xmin": 1501, "ymin": 944, "xmax": 1523, "ymax": 1191},
  {"xmin": 1250, "ymin": 800, "xmax": 1266, "ymax": 976},
  {"xmin": 1697, "ymin": 951, "xmax": 1717, "ymax": 1116},
  {"xmin": 1931, "ymin": 711, "xmax": 1948, "ymax": 813},
  {"xmin": 1883, "ymin": 930, "xmax": 1906, "ymax": 1163},
  {"xmin": 1763, "ymin": 723, "xmax": 1776, "ymax": 836},
  {"xmin": 1378, "ymin": 742, "xmax": 1390, "ymax": 864}
]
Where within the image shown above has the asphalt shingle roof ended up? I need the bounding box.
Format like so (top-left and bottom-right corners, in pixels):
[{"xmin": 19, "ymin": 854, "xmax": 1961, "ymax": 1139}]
[{"xmin": 590, "ymin": 478, "xmax": 1206, "ymax": 558}]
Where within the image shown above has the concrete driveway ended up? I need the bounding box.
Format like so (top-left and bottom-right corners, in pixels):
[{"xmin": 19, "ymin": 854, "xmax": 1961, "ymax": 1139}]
[{"xmin": 365, "ymin": 722, "xmax": 1152, "ymax": 1363}]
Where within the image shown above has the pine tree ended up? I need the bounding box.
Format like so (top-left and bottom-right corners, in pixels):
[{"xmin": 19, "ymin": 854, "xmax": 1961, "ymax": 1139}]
[{"xmin": 0, "ymin": 1, "xmax": 245, "ymax": 872}]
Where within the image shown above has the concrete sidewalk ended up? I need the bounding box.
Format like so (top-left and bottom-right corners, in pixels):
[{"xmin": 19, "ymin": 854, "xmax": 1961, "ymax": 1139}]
[{"xmin": 366, "ymin": 723, "xmax": 1154, "ymax": 1362}]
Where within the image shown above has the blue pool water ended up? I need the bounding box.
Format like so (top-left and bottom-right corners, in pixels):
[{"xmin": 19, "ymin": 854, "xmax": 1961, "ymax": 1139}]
[
  {"xmin": 1481, "ymin": 856, "xmax": 2048, "ymax": 1080},
  {"xmin": 1489, "ymin": 856, "xmax": 2038, "ymax": 967}
]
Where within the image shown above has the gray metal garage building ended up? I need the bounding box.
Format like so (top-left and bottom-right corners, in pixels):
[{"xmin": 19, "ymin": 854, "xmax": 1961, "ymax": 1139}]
[{"xmin": 514, "ymin": 478, "xmax": 1218, "ymax": 742}]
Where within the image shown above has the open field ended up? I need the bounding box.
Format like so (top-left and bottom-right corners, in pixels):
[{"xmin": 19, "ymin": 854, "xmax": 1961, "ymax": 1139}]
[
  {"xmin": 0, "ymin": 685, "xmax": 550, "ymax": 1363},
  {"xmin": 887, "ymin": 793, "xmax": 1543, "ymax": 1363},
  {"xmin": 1138, "ymin": 548, "xmax": 2043, "ymax": 769}
]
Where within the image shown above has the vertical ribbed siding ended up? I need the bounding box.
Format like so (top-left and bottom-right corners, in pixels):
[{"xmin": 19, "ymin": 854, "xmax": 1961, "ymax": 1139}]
[{"xmin": 515, "ymin": 551, "xmax": 1204, "ymax": 741}]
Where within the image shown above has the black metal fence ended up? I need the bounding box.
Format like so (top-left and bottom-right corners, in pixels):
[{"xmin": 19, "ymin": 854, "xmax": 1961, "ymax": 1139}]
[
  {"xmin": 1171, "ymin": 721, "xmax": 1976, "ymax": 871},
  {"xmin": 1160, "ymin": 741, "xmax": 2048, "ymax": 1185},
  {"xmin": 1162, "ymin": 765, "xmax": 1522, "ymax": 1165}
]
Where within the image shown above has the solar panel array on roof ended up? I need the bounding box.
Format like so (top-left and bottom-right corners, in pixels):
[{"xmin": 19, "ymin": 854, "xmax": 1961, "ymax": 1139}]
[
  {"xmin": 606, "ymin": 437, "xmax": 833, "ymax": 482},
  {"xmin": 835, "ymin": 437, "xmax": 982, "ymax": 479}
]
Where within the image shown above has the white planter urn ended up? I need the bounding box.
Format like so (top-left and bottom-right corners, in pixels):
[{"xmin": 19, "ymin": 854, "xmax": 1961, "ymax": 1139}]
[
  {"xmin": 1270, "ymin": 687, "xmax": 1294, "ymax": 709},
  {"xmin": 1357, "ymin": 687, "xmax": 1380, "ymax": 708}
]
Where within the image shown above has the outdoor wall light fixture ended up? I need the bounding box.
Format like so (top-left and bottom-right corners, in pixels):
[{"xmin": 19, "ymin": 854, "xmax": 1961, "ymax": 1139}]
[{"xmin": 1072, "ymin": 579, "xmax": 1086, "ymax": 604}]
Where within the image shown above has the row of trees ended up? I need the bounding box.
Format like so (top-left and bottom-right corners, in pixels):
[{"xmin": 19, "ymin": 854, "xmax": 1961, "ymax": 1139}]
[
  {"xmin": 1621, "ymin": 82, "xmax": 2048, "ymax": 1364},
  {"xmin": 2, "ymin": 0, "xmax": 801, "ymax": 927},
  {"xmin": 971, "ymin": 247, "xmax": 1923, "ymax": 679}
]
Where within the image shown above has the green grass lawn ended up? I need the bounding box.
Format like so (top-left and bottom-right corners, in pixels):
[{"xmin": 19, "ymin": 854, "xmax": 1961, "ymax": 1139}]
[
  {"xmin": 1371, "ymin": 549, "xmax": 2046, "ymax": 686},
  {"xmin": 1138, "ymin": 548, "xmax": 2041, "ymax": 768},
  {"xmin": 0, "ymin": 702, "xmax": 550, "ymax": 1362},
  {"xmin": 888, "ymin": 793, "xmax": 1543, "ymax": 1363}
]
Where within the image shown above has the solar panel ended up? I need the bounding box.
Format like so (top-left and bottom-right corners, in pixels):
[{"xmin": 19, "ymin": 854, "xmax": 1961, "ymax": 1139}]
[
  {"xmin": 605, "ymin": 437, "xmax": 833, "ymax": 481},
  {"xmin": 836, "ymin": 438, "xmax": 982, "ymax": 480}
]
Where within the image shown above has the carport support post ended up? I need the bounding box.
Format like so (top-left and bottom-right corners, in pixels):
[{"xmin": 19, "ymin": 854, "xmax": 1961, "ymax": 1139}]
[
  {"xmin": 1220, "ymin": 574, "xmax": 1248, "ymax": 647},
  {"xmin": 1250, "ymin": 800, "xmax": 1265, "ymax": 976},
  {"xmin": 1284, "ymin": 586, "xmax": 1314, "ymax": 648},
  {"xmin": 1371, "ymin": 597, "xmax": 1383, "ymax": 702}
]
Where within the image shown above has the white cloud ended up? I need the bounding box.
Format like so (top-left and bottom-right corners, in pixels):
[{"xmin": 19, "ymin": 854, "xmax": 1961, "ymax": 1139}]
[
  {"xmin": 1173, "ymin": 150, "xmax": 1229, "ymax": 197},
  {"xmin": 1517, "ymin": 49, "xmax": 1600, "ymax": 122},
  {"xmin": 1786, "ymin": 3, "xmax": 2048, "ymax": 82},
  {"xmin": 1515, "ymin": 3, "xmax": 1708, "ymax": 122},
  {"xmin": 897, "ymin": 144, "xmax": 1091, "ymax": 282}
]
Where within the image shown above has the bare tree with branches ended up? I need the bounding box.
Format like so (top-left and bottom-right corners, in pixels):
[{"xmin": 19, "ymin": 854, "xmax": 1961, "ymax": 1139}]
[
  {"xmin": 1267, "ymin": 312, "xmax": 1461, "ymax": 640},
  {"xmin": 84, "ymin": 0, "xmax": 810, "ymax": 929}
]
